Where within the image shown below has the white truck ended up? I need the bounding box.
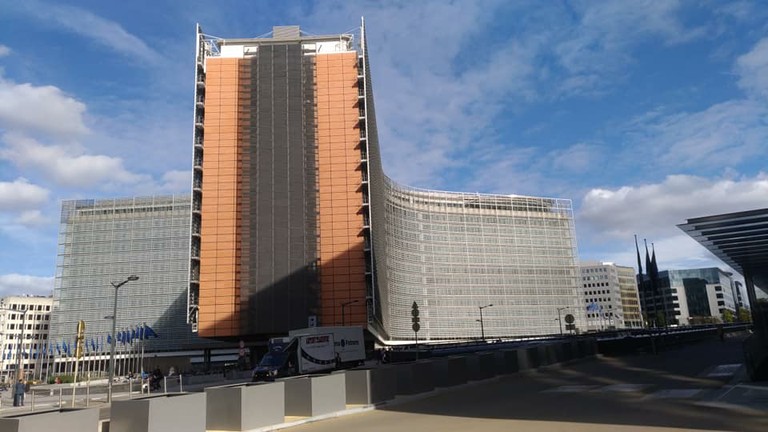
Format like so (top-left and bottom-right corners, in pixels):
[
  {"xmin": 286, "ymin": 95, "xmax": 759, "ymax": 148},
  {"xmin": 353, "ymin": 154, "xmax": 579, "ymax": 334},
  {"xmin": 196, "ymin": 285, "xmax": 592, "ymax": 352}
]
[{"xmin": 252, "ymin": 326, "xmax": 366, "ymax": 381}]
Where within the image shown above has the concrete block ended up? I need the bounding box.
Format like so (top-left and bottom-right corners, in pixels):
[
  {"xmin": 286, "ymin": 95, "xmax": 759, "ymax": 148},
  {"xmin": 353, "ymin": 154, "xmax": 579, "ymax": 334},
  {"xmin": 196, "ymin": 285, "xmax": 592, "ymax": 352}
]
[
  {"xmin": 0, "ymin": 408, "xmax": 99, "ymax": 432},
  {"xmin": 345, "ymin": 368, "xmax": 396, "ymax": 404},
  {"xmin": 433, "ymin": 356, "xmax": 468, "ymax": 388},
  {"xmin": 393, "ymin": 363, "xmax": 417, "ymax": 395},
  {"xmin": 411, "ymin": 360, "xmax": 435, "ymax": 394},
  {"xmin": 205, "ymin": 381, "xmax": 284, "ymax": 431},
  {"xmin": 474, "ymin": 352, "xmax": 497, "ymax": 380},
  {"xmin": 111, "ymin": 392, "xmax": 206, "ymax": 432},
  {"xmin": 516, "ymin": 349, "xmax": 530, "ymax": 370},
  {"xmin": 283, "ymin": 374, "xmax": 346, "ymax": 417},
  {"xmin": 494, "ymin": 349, "xmax": 519, "ymax": 375},
  {"xmin": 526, "ymin": 346, "xmax": 541, "ymax": 368}
]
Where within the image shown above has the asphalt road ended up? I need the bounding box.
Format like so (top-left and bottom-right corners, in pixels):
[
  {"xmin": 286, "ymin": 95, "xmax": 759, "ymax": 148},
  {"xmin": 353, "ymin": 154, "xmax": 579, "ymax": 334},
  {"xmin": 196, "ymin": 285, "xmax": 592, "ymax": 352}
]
[{"xmin": 289, "ymin": 334, "xmax": 768, "ymax": 432}]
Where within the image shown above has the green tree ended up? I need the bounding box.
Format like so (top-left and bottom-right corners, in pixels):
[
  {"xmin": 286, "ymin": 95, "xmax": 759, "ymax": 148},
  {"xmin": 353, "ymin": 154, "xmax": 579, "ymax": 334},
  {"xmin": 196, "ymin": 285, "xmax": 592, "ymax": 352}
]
[
  {"xmin": 737, "ymin": 307, "xmax": 752, "ymax": 323},
  {"xmin": 722, "ymin": 309, "xmax": 735, "ymax": 323}
]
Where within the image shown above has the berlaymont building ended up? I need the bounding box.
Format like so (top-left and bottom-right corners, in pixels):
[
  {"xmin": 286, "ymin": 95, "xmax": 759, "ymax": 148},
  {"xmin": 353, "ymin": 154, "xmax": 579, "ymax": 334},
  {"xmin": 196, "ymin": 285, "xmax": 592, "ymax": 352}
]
[{"xmin": 190, "ymin": 20, "xmax": 584, "ymax": 343}]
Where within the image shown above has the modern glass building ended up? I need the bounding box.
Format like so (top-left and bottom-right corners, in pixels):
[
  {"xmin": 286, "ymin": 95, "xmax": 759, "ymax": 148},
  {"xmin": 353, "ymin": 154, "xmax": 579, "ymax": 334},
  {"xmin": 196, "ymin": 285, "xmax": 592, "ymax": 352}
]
[
  {"xmin": 51, "ymin": 196, "xmax": 214, "ymax": 352},
  {"xmin": 661, "ymin": 268, "xmax": 737, "ymax": 325},
  {"xmin": 190, "ymin": 21, "xmax": 583, "ymax": 342}
]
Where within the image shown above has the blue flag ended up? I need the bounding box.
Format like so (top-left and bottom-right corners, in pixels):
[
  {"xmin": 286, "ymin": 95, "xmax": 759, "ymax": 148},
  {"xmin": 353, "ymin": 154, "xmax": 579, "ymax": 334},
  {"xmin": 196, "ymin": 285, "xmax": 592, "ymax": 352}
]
[
  {"xmin": 107, "ymin": 334, "xmax": 112, "ymax": 346},
  {"xmin": 131, "ymin": 328, "xmax": 137, "ymax": 342},
  {"xmin": 144, "ymin": 324, "xmax": 159, "ymax": 339}
]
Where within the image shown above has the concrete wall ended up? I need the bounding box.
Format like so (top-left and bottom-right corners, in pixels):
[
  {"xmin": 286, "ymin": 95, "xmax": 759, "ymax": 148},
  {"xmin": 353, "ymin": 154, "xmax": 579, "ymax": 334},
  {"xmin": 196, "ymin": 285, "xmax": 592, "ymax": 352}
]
[
  {"xmin": 345, "ymin": 368, "xmax": 396, "ymax": 404},
  {"xmin": 111, "ymin": 393, "xmax": 206, "ymax": 432},
  {"xmin": 206, "ymin": 382, "xmax": 285, "ymax": 431},
  {"xmin": 0, "ymin": 408, "xmax": 99, "ymax": 432},
  {"xmin": 284, "ymin": 374, "xmax": 346, "ymax": 417}
]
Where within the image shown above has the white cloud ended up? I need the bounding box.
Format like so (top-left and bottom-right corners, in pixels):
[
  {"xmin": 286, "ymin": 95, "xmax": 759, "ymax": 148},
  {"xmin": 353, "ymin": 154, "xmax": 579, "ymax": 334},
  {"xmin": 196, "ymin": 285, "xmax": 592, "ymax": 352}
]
[
  {"xmin": 554, "ymin": 0, "xmax": 705, "ymax": 94},
  {"xmin": 15, "ymin": 210, "xmax": 48, "ymax": 227},
  {"xmin": 736, "ymin": 37, "xmax": 768, "ymax": 100},
  {"xmin": 1, "ymin": 133, "xmax": 148, "ymax": 188},
  {"xmin": 621, "ymin": 100, "xmax": 768, "ymax": 170},
  {"xmin": 550, "ymin": 143, "xmax": 600, "ymax": 173},
  {"xmin": 0, "ymin": 178, "xmax": 50, "ymax": 212},
  {"xmin": 0, "ymin": 45, "xmax": 10, "ymax": 57},
  {"xmin": 14, "ymin": 0, "xmax": 162, "ymax": 66},
  {"xmin": 158, "ymin": 170, "xmax": 191, "ymax": 193},
  {"xmin": 579, "ymin": 173, "xmax": 768, "ymax": 240},
  {"xmin": 0, "ymin": 77, "xmax": 88, "ymax": 138},
  {"xmin": 0, "ymin": 274, "xmax": 53, "ymax": 297}
]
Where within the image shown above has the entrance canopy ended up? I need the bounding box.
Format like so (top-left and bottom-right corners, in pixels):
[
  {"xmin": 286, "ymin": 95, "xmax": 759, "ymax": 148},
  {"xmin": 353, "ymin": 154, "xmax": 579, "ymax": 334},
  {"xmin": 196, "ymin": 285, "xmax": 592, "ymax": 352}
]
[{"xmin": 678, "ymin": 208, "xmax": 768, "ymax": 295}]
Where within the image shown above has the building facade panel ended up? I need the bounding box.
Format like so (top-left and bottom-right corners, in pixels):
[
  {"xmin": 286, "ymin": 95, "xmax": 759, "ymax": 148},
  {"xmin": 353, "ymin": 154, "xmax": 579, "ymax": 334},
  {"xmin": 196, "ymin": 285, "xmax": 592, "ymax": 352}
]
[{"xmin": 52, "ymin": 196, "xmax": 214, "ymax": 353}]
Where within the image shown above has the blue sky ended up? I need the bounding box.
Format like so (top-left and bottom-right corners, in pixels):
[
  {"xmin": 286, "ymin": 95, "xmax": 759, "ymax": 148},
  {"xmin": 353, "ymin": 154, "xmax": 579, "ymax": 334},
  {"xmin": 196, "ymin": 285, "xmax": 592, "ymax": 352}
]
[{"xmin": 0, "ymin": 0, "xmax": 767, "ymax": 296}]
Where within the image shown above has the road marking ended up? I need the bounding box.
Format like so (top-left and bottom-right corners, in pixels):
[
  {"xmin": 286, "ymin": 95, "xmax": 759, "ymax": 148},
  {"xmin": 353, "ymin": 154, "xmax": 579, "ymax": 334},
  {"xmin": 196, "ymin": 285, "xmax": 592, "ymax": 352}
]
[
  {"xmin": 706, "ymin": 363, "xmax": 741, "ymax": 377},
  {"xmin": 644, "ymin": 389, "xmax": 702, "ymax": 400}
]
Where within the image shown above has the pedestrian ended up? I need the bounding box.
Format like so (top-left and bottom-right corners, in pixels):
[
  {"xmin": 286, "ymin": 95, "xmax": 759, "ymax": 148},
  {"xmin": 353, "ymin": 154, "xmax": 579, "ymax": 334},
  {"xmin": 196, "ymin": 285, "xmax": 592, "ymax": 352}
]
[{"xmin": 13, "ymin": 379, "xmax": 25, "ymax": 407}]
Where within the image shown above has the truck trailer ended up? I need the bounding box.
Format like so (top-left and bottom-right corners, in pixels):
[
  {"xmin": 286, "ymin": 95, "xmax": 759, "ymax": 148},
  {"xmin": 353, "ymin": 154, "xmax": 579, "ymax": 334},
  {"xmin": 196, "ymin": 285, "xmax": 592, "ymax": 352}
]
[{"xmin": 252, "ymin": 326, "xmax": 365, "ymax": 381}]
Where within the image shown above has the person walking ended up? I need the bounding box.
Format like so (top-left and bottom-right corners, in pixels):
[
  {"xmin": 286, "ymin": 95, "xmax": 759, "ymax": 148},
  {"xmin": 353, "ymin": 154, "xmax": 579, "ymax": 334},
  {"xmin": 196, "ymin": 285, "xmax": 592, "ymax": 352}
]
[{"xmin": 13, "ymin": 379, "xmax": 25, "ymax": 407}]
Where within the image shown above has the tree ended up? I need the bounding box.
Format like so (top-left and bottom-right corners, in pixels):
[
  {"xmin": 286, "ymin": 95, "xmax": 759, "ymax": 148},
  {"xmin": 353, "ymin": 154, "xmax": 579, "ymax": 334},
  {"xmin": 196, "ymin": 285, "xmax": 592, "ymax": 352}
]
[
  {"xmin": 722, "ymin": 309, "xmax": 735, "ymax": 323},
  {"xmin": 737, "ymin": 307, "xmax": 752, "ymax": 323}
]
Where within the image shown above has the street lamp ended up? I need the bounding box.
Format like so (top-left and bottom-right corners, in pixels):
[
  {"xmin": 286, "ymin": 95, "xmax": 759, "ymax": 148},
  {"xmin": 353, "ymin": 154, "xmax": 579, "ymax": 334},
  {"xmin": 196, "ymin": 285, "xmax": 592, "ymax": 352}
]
[
  {"xmin": 556, "ymin": 307, "xmax": 570, "ymax": 336},
  {"xmin": 340, "ymin": 300, "xmax": 360, "ymax": 326},
  {"xmin": 478, "ymin": 304, "xmax": 493, "ymax": 341},
  {"xmin": 108, "ymin": 275, "xmax": 139, "ymax": 403}
]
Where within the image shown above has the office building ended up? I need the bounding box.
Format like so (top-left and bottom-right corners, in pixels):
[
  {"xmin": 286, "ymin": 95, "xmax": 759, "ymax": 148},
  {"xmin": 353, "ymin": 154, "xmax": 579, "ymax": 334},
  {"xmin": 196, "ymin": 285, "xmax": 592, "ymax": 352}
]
[
  {"xmin": 191, "ymin": 21, "xmax": 583, "ymax": 341},
  {"xmin": 580, "ymin": 262, "xmax": 643, "ymax": 330},
  {"xmin": 0, "ymin": 296, "xmax": 53, "ymax": 382},
  {"xmin": 51, "ymin": 196, "xmax": 216, "ymax": 356},
  {"xmin": 664, "ymin": 268, "xmax": 737, "ymax": 325}
]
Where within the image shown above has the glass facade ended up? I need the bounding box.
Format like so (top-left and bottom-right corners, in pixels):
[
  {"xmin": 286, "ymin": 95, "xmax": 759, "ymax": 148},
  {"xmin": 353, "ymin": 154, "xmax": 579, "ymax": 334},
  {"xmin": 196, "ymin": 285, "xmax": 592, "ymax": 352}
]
[
  {"xmin": 380, "ymin": 182, "xmax": 583, "ymax": 340},
  {"xmin": 662, "ymin": 268, "xmax": 737, "ymax": 325},
  {"xmin": 51, "ymin": 196, "xmax": 213, "ymax": 351}
]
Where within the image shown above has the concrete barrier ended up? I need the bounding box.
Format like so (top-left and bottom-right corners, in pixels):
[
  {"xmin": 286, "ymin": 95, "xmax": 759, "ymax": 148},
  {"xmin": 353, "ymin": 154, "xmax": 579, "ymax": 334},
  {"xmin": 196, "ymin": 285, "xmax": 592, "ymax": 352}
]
[
  {"xmin": 110, "ymin": 392, "xmax": 206, "ymax": 432},
  {"xmin": 411, "ymin": 360, "xmax": 435, "ymax": 394},
  {"xmin": 0, "ymin": 408, "xmax": 99, "ymax": 432},
  {"xmin": 526, "ymin": 346, "xmax": 541, "ymax": 368},
  {"xmin": 205, "ymin": 382, "xmax": 284, "ymax": 431},
  {"xmin": 516, "ymin": 348, "xmax": 531, "ymax": 371},
  {"xmin": 345, "ymin": 368, "xmax": 396, "ymax": 405},
  {"xmin": 494, "ymin": 349, "xmax": 519, "ymax": 375},
  {"xmin": 393, "ymin": 363, "xmax": 417, "ymax": 395},
  {"xmin": 283, "ymin": 374, "xmax": 346, "ymax": 417},
  {"xmin": 433, "ymin": 356, "xmax": 468, "ymax": 388}
]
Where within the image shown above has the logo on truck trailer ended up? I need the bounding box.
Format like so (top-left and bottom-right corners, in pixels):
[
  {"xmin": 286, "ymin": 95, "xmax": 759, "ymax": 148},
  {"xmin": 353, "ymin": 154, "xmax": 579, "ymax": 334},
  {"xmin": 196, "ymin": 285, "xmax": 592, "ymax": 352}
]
[{"xmin": 305, "ymin": 335, "xmax": 331, "ymax": 345}]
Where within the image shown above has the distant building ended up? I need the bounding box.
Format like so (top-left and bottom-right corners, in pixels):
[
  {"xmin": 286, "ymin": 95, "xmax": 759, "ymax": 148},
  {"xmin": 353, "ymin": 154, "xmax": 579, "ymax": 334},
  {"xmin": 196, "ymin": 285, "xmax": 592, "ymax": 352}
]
[
  {"xmin": 0, "ymin": 296, "xmax": 53, "ymax": 382},
  {"xmin": 649, "ymin": 268, "xmax": 737, "ymax": 326},
  {"xmin": 734, "ymin": 280, "xmax": 745, "ymax": 309},
  {"xmin": 580, "ymin": 262, "xmax": 643, "ymax": 330}
]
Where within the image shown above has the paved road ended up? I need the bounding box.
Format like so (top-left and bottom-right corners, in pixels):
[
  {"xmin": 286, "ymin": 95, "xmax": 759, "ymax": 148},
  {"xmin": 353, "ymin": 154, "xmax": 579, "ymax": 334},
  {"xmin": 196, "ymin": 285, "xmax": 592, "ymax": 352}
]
[{"xmin": 290, "ymin": 334, "xmax": 768, "ymax": 432}]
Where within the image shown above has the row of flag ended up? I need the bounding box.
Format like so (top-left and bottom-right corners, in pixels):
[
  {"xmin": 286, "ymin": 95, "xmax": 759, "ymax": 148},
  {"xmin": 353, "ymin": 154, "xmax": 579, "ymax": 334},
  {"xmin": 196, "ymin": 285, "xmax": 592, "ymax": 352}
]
[{"xmin": 2, "ymin": 323, "xmax": 158, "ymax": 360}]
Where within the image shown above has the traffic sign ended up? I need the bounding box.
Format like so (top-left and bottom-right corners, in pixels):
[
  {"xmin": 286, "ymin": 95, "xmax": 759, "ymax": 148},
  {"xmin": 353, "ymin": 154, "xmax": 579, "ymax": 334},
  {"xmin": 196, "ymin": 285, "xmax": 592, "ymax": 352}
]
[
  {"xmin": 564, "ymin": 314, "xmax": 575, "ymax": 324},
  {"xmin": 411, "ymin": 302, "xmax": 420, "ymax": 333}
]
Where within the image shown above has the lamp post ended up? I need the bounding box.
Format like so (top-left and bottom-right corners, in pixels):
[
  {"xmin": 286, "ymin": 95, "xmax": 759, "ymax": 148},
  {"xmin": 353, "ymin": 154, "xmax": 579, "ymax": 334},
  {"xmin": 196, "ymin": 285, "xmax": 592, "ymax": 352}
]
[
  {"xmin": 108, "ymin": 275, "xmax": 139, "ymax": 403},
  {"xmin": 340, "ymin": 300, "xmax": 360, "ymax": 326},
  {"xmin": 556, "ymin": 307, "xmax": 569, "ymax": 336},
  {"xmin": 478, "ymin": 304, "xmax": 493, "ymax": 341}
]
